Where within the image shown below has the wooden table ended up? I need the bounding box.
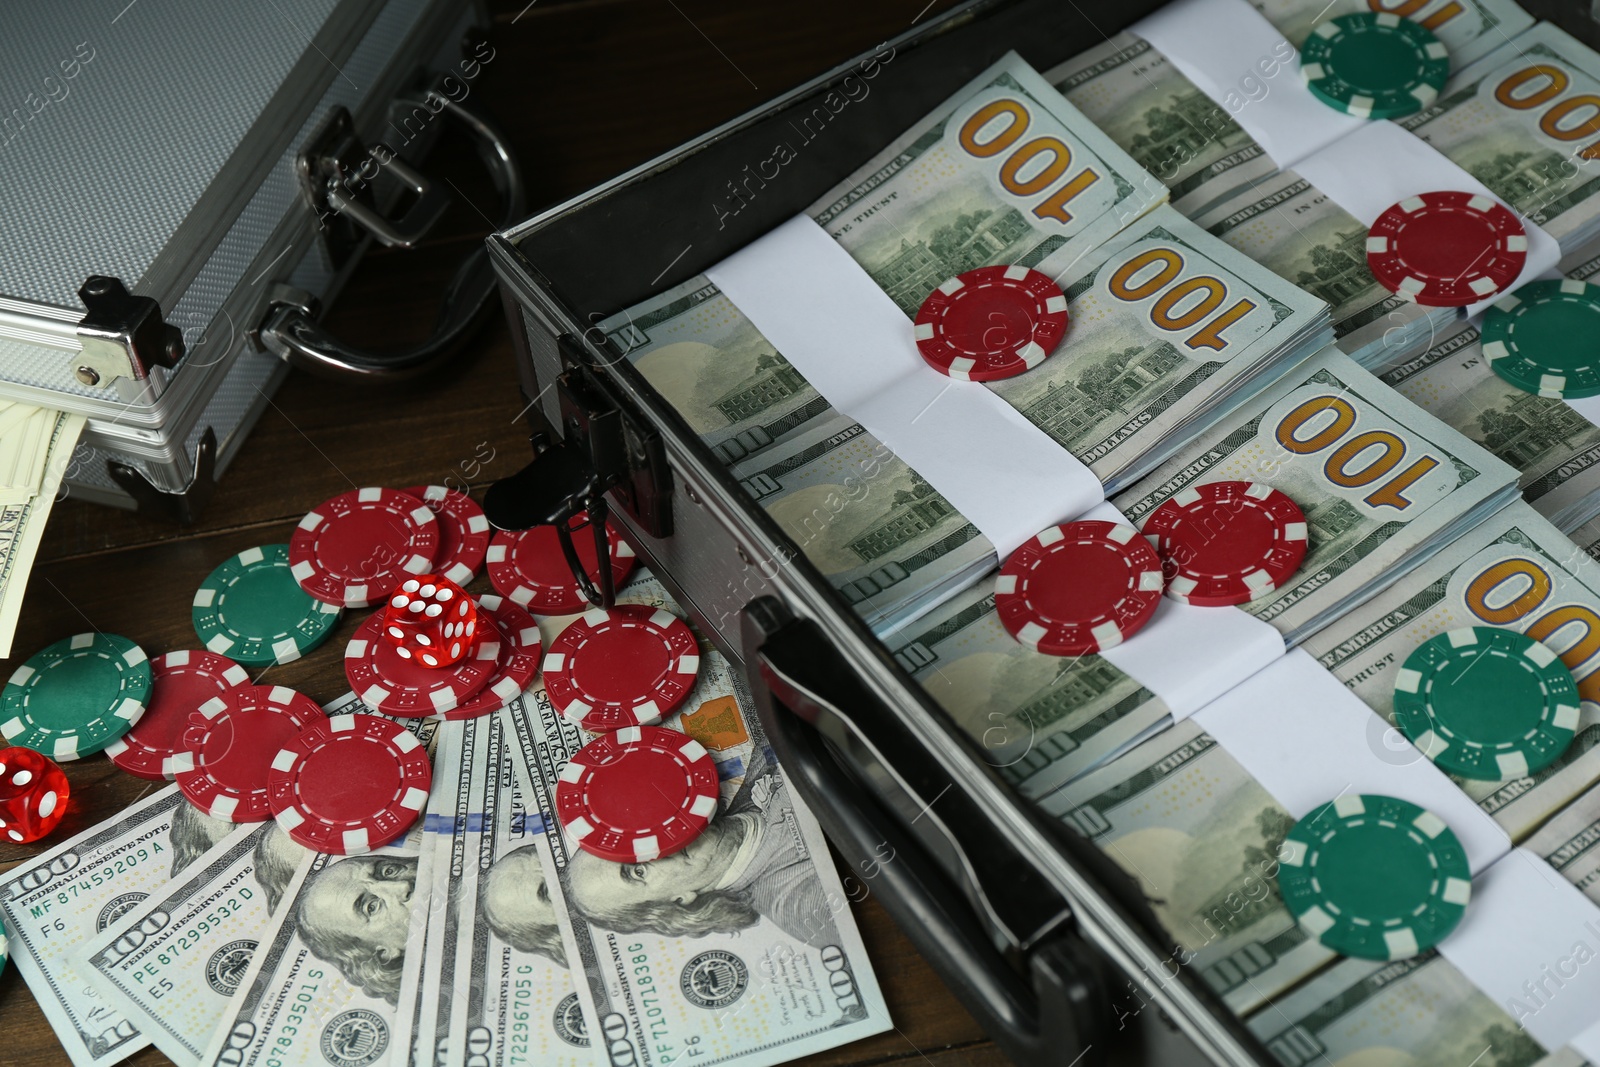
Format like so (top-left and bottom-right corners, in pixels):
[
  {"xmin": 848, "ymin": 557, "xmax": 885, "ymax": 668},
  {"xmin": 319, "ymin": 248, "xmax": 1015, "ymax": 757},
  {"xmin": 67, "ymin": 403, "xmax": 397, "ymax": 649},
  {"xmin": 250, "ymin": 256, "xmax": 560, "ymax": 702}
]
[{"xmin": 0, "ymin": 1, "xmax": 1009, "ymax": 1064}]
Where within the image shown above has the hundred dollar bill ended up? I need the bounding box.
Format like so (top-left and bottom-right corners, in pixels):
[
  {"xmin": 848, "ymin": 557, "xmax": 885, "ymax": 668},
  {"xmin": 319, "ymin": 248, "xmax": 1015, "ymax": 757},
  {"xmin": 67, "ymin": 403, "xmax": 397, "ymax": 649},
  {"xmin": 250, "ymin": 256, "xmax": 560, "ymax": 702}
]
[
  {"xmin": 1302, "ymin": 502, "xmax": 1600, "ymax": 841},
  {"xmin": 1191, "ymin": 166, "xmax": 1454, "ymax": 367},
  {"xmin": 1043, "ymin": 717, "xmax": 1332, "ymax": 1013},
  {"xmin": 199, "ymin": 715, "xmax": 447, "ymax": 1067},
  {"xmin": 1401, "ymin": 22, "xmax": 1600, "ymax": 251},
  {"xmin": 1527, "ymin": 782, "xmax": 1600, "ymax": 902},
  {"xmin": 506, "ymin": 647, "xmax": 893, "ymax": 1067},
  {"xmin": 984, "ymin": 204, "xmax": 1328, "ymax": 492},
  {"xmin": 1244, "ymin": 951, "xmax": 1551, "ymax": 1067},
  {"xmin": 78, "ymin": 822, "xmax": 308, "ymax": 1067},
  {"xmin": 809, "ymin": 52, "xmax": 1165, "ymax": 313},
  {"xmin": 886, "ymin": 577, "xmax": 1169, "ymax": 799},
  {"xmin": 77, "ymin": 694, "xmax": 421, "ymax": 1067},
  {"xmin": 604, "ymin": 276, "xmax": 832, "ymax": 471},
  {"xmin": 1046, "ymin": 0, "xmax": 1533, "ymax": 216},
  {"xmin": 728, "ymin": 412, "xmax": 992, "ymax": 633},
  {"xmin": 0, "ymin": 784, "xmax": 234, "ymax": 1067},
  {"xmin": 0, "ymin": 408, "xmax": 85, "ymax": 657},
  {"xmin": 416, "ymin": 704, "xmax": 591, "ymax": 1067},
  {"xmin": 1112, "ymin": 345, "xmax": 1520, "ymax": 644},
  {"xmin": 1373, "ymin": 239, "xmax": 1600, "ymax": 530}
]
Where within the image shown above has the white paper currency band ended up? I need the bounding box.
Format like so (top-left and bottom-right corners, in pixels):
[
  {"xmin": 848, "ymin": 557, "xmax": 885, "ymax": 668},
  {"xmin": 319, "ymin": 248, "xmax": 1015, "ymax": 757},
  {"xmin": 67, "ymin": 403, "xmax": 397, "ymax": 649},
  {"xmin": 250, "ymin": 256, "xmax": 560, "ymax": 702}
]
[
  {"xmin": 1132, "ymin": 0, "xmax": 1362, "ymax": 167},
  {"xmin": 1084, "ymin": 501, "xmax": 1285, "ymax": 718},
  {"xmin": 1193, "ymin": 648, "xmax": 1511, "ymax": 874},
  {"xmin": 1294, "ymin": 123, "xmax": 1561, "ymax": 316},
  {"xmin": 1135, "ymin": 0, "xmax": 1559, "ymax": 315},
  {"xmin": 1438, "ymin": 848, "xmax": 1600, "ymax": 1058},
  {"xmin": 706, "ymin": 216, "xmax": 1105, "ymax": 558}
]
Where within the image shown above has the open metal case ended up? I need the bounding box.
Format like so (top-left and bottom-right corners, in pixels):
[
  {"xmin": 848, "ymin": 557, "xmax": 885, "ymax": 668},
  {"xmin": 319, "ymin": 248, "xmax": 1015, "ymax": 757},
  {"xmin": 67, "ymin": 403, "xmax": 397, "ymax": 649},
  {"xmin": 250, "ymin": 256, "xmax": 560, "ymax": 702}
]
[{"xmin": 486, "ymin": 1, "xmax": 1281, "ymax": 1063}]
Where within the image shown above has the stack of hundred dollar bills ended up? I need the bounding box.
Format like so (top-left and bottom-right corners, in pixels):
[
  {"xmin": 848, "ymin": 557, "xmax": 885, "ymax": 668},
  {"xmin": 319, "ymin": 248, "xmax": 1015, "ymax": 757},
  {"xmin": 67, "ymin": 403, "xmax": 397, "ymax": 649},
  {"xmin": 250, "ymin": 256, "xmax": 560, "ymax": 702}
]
[
  {"xmin": 1051, "ymin": 0, "xmax": 1600, "ymax": 369},
  {"xmin": 604, "ymin": 53, "xmax": 1332, "ymax": 634},
  {"xmin": 0, "ymin": 573, "xmax": 890, "ymax": 1067}
]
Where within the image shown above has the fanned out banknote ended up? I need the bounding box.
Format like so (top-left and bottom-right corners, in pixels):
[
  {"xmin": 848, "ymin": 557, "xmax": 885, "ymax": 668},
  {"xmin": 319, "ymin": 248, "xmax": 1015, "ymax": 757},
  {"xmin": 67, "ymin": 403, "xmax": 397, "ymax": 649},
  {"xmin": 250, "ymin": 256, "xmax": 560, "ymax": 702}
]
[
  {"xmin": 0, "ymin": 407, "xmax": 86, "ymax": 657},
  {"xmin": 404, "ymin": 702, "xmax": 592, "ymax": 1067},
  {"xmin": 1371, "ymin": 239, "xmax": 1600, "ymax": 531},
  {"xmin": 503, "ymin": 602, "xmax": 893, "ymax": 1067},
  {"xmin": 1045, "ymin": 0, "xmax": 1534, "ymax": 216},
  {"xmin": 0, "ymin": 785, "xmax": 234, "ymax": 1067},
  {"xmin": 808, "ymin": 52, "xmax": 1167, "ymax": 307},
  {"xmin": 77, "ymin": 821, "xmax": 310, "ymax": 1067},
  {"xmin": 195, "ymin": 709, "xmax": 447, "ymax": 1067},
  {"xmin": 1301, "ymin": 501, "xmax": 1600, "ymax": 841}
]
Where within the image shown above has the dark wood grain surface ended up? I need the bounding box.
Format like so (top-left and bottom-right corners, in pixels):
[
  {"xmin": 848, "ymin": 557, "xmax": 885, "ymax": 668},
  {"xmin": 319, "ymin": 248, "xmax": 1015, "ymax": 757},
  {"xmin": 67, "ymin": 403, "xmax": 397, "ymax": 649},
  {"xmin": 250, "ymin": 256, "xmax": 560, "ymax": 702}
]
[{"xmin": 0, "ymin": 1, "xmax": 1000, "ymax": 1064}]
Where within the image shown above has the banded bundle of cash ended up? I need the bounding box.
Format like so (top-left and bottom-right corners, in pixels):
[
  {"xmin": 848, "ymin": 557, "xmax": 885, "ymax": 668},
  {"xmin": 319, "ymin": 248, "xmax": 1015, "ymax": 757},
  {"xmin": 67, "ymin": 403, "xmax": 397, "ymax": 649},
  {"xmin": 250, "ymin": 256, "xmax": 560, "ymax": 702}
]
[
  {"xmin": 606, "ymin": 54, "xmax": 1331, "ymax": 633},
  {"xmin": 1370, "ymin": 238, "xmax": 1600, "ymax": 532},
  {"xmin": 1049, "ymin": 0, "xmax": 1600, "ymax": 369},
  {"xmin": 0, "ymin": 578, "xmax": 890, "ymax": 1067}
]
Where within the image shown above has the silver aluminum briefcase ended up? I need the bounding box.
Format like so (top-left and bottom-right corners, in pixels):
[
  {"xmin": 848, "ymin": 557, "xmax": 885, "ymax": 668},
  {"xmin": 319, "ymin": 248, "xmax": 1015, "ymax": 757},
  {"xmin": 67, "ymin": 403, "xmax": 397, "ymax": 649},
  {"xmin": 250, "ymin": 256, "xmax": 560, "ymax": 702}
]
[
  {"xmin": 0, "ymin": 0, "xmax": 521, "ymax": 519},
  {"xmin": 483, "ymin": 2, "xmax": 1277, "ymax": 1064}
]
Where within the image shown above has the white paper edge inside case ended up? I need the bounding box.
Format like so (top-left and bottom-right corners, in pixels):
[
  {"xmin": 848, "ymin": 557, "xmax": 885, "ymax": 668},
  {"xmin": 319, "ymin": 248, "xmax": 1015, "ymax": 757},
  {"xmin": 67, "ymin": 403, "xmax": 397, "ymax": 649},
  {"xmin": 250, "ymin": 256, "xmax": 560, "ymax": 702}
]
[
  {"xmin": 1085, "ymin": 501, "xmax": 1286, "ymax": 719},
  {"xmin": 1193, "ymin": 648, "xmax": 1511, "ymax": 874},
  {"xmin": 1430, "ymin": 848, "xmax": 1600, "ymax": 1058},
  {"xmin": 706, "ymin": 215, "xmax": 1106, "ymax": 559}
]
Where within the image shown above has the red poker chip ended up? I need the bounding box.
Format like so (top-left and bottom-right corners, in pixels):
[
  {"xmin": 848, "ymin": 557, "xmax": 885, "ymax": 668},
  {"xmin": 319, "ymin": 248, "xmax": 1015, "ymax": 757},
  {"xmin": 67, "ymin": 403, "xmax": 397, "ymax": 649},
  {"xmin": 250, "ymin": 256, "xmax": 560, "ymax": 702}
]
[
  {"xmin": 555, "ymin": 725, "xmax": 718, "ymax": 862},
  {"xmin": 106, "ymin": 650, "xmax": 250, "ymax": 781},
  {"xmin": 1366, "ymin": 191, "xmax": 1528, "ymax": 307},
  {"xmin": 485, "ymin": 511, "xmax": 638, "ymax": 616},
  {"xmin": 404, "ymin": 485, "xmax": 491, "ymax": 586},
  {"xmin": 346, "ymin": 610, "xmax": 498, "ymax": 715},
  {"xmin": 543, "ymin": 604, "xmax": 700, "ymax": 732},
  {"xmin": 913, "ymin": 265, "xmax": 1069, "ymax": 381},
  {"xmin": 995, "ymin": 521, "xmax": 1165, "ymax": 656},
  {"xmin": 289, "ymin": 487, "xmax": 440, "ymax": 608},
  {"xmin": 173, "ymin": 684, "xmax": 323, "ymax": 822},
  {"xmin": 445, "ymin": 595, "xmax": 543, "ymax": 721},
  {"xmin": 267, "ymin": 713, "xmax": 432, "ymax": 855},
  {"xmin": 1142, "ymin": 481, "xmax": 1308, "ymax": 607}
]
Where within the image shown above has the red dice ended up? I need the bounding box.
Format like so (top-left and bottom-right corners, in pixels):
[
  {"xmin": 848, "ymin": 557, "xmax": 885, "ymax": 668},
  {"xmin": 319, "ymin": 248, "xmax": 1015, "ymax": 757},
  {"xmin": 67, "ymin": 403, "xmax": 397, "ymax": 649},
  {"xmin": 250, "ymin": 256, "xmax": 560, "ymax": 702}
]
[
  {"xmin": 0, "ymin": 746, "xmax": 70, "ymax": 844},
  {"xmin": 382, "ymin": 575, "xmax": 478, "ymax": 668}
]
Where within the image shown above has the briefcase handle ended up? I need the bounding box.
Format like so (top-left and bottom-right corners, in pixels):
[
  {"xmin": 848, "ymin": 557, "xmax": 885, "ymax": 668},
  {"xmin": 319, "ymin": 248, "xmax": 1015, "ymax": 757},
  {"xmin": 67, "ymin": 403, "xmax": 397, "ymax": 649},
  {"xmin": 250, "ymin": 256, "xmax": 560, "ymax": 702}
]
[
  {"xmin": 740, "ymin": 595, "xmax": 1129, "ymax": 1067},
  {"xmin": 258, "ymin": 92, "xmax": 526, "ymax": 380}
]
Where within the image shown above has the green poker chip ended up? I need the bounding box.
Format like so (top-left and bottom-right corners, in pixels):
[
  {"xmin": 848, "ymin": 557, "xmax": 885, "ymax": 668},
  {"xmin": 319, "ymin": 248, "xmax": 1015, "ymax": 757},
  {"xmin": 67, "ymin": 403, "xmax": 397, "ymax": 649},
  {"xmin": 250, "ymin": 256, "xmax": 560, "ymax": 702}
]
[
  {"xmin": 1392, "ymin": 627, "xmax": 1579, "ymax": 780},
  {"xmin": 1481, "ymin": 279, "xmax": 1600, "ymax": 399},
  {"xmin": 193, "ymin": 544, "xmax": 342, "ymax": 666},
  {"xmin": 1279, "ymin": 793, "xmax": 1471, "ymax": 961},
  {"xmin": 1299, "ymin": 13, "xmax": 1450, "ymax": 120},
  {"xmin": 1, "ymin": 633, "xmax": 152, "ymax": 760},
  {"xmin": 0, "ymin": 929, "xmax": 7, "ymax": 978}
]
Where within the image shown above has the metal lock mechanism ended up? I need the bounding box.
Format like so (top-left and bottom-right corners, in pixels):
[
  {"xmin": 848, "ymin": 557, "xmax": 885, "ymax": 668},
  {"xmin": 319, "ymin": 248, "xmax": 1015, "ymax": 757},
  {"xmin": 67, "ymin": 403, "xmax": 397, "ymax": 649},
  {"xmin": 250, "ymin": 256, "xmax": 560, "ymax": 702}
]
[{"xmin": 483, "ymin": 335, "xmax": 674, "ymax": 609}]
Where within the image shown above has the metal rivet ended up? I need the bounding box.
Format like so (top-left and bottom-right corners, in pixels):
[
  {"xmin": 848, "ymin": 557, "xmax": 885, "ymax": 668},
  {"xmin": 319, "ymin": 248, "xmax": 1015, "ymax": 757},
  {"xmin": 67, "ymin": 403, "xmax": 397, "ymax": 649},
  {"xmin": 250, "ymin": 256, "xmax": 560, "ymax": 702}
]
[
  {"xmin": 75, "ymin": 366, "xmax": 101, "ymax": 386},
  {"xmin": 685, "ymin": 485, "xmax": 701, "ymax": 505},
  {"xmin": 736, "ymin": 547, "xmax": 753, "ymax": 566}
]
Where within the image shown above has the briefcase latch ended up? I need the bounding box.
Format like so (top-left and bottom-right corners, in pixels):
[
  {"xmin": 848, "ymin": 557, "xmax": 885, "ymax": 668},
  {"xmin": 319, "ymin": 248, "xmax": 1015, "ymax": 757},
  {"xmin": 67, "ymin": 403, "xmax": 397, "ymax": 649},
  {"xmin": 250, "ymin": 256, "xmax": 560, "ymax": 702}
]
[
  {"xmin": 482, "ymin": 336, "xmax": 674, "ymax": 609},
  {"xmin": 296, "ymin": 105, "xmax": 451, "ymax": 266}
]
